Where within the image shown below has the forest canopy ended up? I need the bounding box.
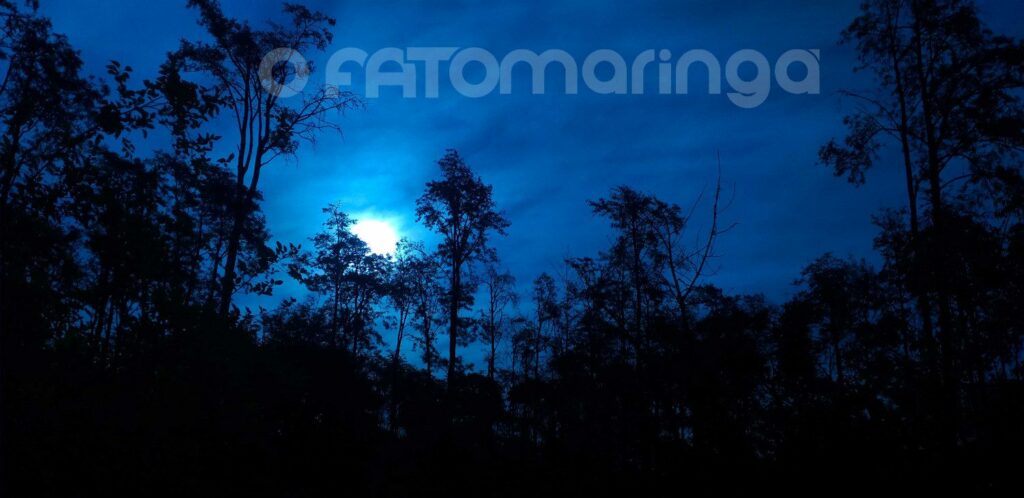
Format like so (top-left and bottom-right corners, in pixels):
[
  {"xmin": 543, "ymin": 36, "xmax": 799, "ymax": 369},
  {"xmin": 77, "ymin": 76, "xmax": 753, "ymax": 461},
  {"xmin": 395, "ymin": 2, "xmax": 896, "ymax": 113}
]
[{"xmin": 1, "ymin": 0, "xmax": 1023, "ymax": 496}]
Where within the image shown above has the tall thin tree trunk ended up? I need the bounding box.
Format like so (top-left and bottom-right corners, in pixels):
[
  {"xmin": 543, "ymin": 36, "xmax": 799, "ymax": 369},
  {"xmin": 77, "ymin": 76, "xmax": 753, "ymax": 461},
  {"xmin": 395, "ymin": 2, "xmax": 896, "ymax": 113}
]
[
  {"xmin": 488, "ymin": 329, "xmax": 496, "ymax": 381},
  {"xmin": 219, "ymin": 145, "xmax": 264, "ymax": 317},
  {"xmin": 423, "ymin": 310, "xmax": 433, "ymax": 378},
  {"xmin": 390, "ymin": 313, "xmax": 406, "ymax": 432},
  {"xmin": 332, "ymin": 283, "xmax": 341, "ymax": 348},
  {"xmin": 911, "ymin": 4, "xmax": 958, "ymax": 445},
  {"xmin": 448, "ymin": 259, "xmax": 460, "ymax": 388},
  {"xmin": 218, "ymin": 199, "xmax": 246, "ymax": 317},
  {"xmin": 891, "ymin": 38, "xmax": 937, "ymax": 367}
]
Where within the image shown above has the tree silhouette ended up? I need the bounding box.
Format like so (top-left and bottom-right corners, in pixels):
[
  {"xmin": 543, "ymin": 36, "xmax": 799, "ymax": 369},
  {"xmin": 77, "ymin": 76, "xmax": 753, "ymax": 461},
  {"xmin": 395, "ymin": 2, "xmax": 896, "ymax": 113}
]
[
  {"xmin": 821, "ymin": 0, "xmax": 1024, "ymax": 445},
  {"xmin": 174, "ymin": 0, "xmax": 362, "ymax": 317},
  {"xmin": 416, "ymin": 149, "xmax": 508, "ymax": 388},
  {"xmin": 289, "ymin": 203, "xmax": 387, "ymax": 354},
  {"xmin": 479, "ymin": 264, "xmax": 516, "ymax": 381},
  {"xmin": 3, "ymin": 0, "xmax": 1024, "ymax": 495}
]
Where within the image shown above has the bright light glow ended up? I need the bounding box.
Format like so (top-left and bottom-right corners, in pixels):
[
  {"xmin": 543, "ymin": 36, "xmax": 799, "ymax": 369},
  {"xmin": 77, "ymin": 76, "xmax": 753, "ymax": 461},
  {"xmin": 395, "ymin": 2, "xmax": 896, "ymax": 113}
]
[{"xmin": 351, "ymin": 218, "xmax": 399, "ymax": 255}]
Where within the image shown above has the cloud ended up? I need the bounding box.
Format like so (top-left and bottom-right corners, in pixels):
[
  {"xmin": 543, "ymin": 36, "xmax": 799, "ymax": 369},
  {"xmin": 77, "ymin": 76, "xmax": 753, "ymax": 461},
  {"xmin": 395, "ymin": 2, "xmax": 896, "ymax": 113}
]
[{"xmin": 40, "ymin": 0, "xmax": 1023, "ymax": 310}]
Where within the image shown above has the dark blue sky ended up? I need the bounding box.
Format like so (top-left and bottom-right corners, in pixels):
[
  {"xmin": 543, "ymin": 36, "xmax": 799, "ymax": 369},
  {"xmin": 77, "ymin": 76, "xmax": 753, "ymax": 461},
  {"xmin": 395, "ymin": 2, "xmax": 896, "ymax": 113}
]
[{"xmin": 41, "ymin": 0, "xmax": 1024, "ymax": 309}]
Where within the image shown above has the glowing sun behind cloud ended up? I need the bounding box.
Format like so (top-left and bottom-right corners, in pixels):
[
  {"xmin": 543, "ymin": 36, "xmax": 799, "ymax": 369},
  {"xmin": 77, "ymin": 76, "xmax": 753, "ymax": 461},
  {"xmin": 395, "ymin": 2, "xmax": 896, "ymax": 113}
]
[{"xmin": 351, "ymin": 218, "xmax": 400, "ymax": 255}]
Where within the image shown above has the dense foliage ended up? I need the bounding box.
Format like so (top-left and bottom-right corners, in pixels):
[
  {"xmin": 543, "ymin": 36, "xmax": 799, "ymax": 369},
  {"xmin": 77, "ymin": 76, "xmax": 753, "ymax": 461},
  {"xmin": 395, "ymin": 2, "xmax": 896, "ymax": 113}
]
[{"xmin": 1, "ymin": 0, "xmax": 1023, "ymax": 496}]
